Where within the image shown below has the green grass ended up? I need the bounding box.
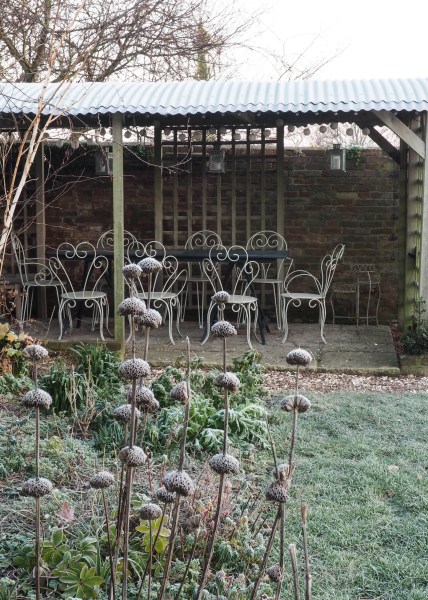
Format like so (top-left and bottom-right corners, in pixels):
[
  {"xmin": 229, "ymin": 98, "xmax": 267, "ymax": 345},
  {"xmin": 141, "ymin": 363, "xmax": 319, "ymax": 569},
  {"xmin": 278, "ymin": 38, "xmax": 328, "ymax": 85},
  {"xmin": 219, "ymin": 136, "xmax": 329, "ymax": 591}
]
[
  {"xmin": 1, "ymin": 388, "xmax": 427, "ymax": 598},
  {"xmin": 269, "ymin": 391, "xmax": 428, "ymax": 600}
]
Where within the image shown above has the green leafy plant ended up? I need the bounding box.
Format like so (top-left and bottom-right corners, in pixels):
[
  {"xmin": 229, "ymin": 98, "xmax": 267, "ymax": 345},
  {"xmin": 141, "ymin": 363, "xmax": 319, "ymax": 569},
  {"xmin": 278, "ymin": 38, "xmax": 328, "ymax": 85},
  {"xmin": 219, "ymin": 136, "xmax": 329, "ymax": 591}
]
[
  {"xmin": 346, "ymin": 145, "xmax": 363, "ymax": 165},
  {"xmin": 136, "ymin": 515, "xmax": 171, "ymax": 554},
  {"xmin": 0, "ymin": 577, "xmax": 17, "ymax": 599},
  {"xmin": 53, "ymin": 563, "xmax": 104, "ymax": 598},
  {"xmin": 402, "ymin": 296, "xmax": 428, "ymax": 355},
  {"xmin": 148, "ymin": 351, "xmax": 268, "ymax": 454}
]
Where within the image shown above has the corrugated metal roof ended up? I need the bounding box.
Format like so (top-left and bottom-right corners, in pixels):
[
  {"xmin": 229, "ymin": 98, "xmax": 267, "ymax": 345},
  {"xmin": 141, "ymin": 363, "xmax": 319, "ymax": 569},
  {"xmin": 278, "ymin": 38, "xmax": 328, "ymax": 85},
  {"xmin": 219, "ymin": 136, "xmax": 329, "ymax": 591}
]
[{"xmin": 1, "ymin": 78, "xmax": 428, "ymax": 117}]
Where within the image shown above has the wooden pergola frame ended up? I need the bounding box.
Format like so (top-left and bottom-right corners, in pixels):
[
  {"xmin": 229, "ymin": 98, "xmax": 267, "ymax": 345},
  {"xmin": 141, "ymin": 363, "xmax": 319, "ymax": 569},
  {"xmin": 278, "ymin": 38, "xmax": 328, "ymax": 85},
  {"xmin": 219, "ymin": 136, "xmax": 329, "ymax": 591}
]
[{"xmin": 1, "ymin": 83, "xmax": 427, "ymax": 349}]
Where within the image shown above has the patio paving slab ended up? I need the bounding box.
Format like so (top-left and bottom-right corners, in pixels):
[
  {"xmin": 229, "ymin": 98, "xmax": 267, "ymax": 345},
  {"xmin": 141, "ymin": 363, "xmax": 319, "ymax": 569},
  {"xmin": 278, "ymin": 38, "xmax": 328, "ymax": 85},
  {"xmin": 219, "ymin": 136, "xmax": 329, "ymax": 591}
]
[{"xmin": 32, "ymin": 318, "xmax": 401, "ymax": 375}]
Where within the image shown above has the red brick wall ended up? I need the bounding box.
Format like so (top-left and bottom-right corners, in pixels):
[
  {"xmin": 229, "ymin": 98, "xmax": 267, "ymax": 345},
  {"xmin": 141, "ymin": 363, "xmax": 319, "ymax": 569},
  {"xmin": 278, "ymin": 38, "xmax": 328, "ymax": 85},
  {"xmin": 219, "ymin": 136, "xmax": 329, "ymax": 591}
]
[{"xmin": 40, "ymin": 146, "xmax": 398, "ymax": 321}]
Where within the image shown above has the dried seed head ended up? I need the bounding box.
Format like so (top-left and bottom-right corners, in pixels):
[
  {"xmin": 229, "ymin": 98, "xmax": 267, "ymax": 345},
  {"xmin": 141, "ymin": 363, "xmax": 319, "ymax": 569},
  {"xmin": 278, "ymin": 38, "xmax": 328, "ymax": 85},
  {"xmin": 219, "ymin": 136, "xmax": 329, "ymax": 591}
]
[
  {"xmin": 183, "ymin": 514, "xmax": 202, "ymax": 533},
  {"xmin": 170, "ymin": 381, "xmax": 188, "ymax": 402},
  {"xmin": 113, "ymin": 404, "xmax": 141, "ymax": 423},
  {"xmin": 285, "ymin": 348, "xmax": 313, "ymax": 367},
  {"xmin": 21, "ymin": 477, "xmax": 53, "ymax": 497},
  {"xmin": 140, "ymin": 503, "xmax": 162, "ymax": 521},
  {"xmin": 213, "ymin": 371, "xmax": 240, "ymax": 392},
  {"xmin": 23, "ymin": 344, "xmax": 48, "ymax": 362},
  {"xmin": 122, "ymin": 263, "xmax": 142, "ymax": 280},
  {"xmin": 118, "ymin": 358, "xmax": 151, "ymax": 380},
  {"xmin": 21, "ymin": 389, "xmax": 52, "ymax": 410},
  {"xmin": 163, "ymin": 470, "xmax": 195, "ymax": 497},
  {"xmin": 132, "ymin": 386, "xmax": 159, "ymax": 413},
  {"xmin": 211, "ymin": 320, "xmax": 237, "ymax": 338},
  {"xmin": 118, "ymin": 297, "xmax": 146, "ymax": 316},
  {"xmin": 212, "ymin": 291, "xmax": 230, "ymax": 304},
  {"xmin": 156, "ymin": 486, "xmax": 176, "ymax": 504},
  {"xmin": 134, "ymin": 308, "xmax": 163, "ymax": 329},
  {"xmin": 209, "ymin": 453, "xmax": 240, "ymax": 475},
  {"xmin": 119, "ymin": 445, "xmax": 147, "ymax": 467},
  {"xmin": 89, "ymin": 471, "xmax": 115, "ymax": 489},
  {"xmin": 267, "ymin": 564, "xmax": 283, "ymax": 582},
  {"xmin": 280, "ymin": 394, "xmax": 311, "ymax": 413},
  {"xmin": 266, "ymin": 481, "xmax": 289, "ymax": 503},
  {"xmin": 138, "ymin": 257, "xmax": 162, "ymax": 274}
]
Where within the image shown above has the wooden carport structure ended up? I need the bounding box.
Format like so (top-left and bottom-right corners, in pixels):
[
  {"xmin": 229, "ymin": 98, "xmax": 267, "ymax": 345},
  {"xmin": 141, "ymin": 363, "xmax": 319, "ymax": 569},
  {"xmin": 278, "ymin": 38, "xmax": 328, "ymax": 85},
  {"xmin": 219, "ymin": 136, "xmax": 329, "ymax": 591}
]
[{"xmin": 1, "ymin": 78, "xmax": 427, "ymax": 348}]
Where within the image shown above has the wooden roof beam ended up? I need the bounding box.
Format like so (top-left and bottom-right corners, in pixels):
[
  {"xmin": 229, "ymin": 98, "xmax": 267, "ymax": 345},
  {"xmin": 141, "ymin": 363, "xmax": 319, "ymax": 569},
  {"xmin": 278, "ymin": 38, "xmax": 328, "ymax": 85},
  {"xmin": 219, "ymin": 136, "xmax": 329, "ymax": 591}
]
[
  {"xmin": 372, "ymin": 109, "xmax": 425, "ymax": 159},
  {"xmin": 356, "ymin": 125, "xmax": 400, "ymax": 164}
]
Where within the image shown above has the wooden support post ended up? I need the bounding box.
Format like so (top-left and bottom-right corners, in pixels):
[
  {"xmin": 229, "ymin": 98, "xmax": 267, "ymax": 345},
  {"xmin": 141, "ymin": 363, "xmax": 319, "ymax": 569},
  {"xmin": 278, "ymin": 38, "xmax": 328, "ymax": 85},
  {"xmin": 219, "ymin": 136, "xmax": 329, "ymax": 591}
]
[
  {"xmin": 420, "ymin": 112, "xmax": 428, "ymax": 306},
  {"xmin": 35, "ymin": 143, "xmax": 46, "ymax": 319},
  {"xmin": 397, "ymin": 141, "xmax": 408, "ymax": 329}
]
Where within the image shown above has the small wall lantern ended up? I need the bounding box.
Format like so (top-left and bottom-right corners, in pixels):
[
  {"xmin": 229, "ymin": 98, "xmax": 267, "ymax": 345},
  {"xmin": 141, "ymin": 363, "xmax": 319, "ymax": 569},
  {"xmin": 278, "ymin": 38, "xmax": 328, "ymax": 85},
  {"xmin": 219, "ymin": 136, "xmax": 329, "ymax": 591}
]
[
  {"xmin": 208, "ymin": 144, "xmax": 225, "ymax": 173},
  {"xmin": 329, "ymin": 143, "xmax": 346, "ymax": 171},
  {"xmin": 95, "ymin": 148, "xmax": 113, "ymax": 175}
]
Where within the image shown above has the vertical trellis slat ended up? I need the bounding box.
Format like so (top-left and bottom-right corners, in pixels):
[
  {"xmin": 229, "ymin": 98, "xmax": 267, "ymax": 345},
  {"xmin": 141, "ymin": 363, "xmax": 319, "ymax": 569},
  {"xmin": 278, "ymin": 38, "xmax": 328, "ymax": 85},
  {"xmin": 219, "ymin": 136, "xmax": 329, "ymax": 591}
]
[
  {"xmin": 173, "ymin": 129, "xmax": 179, "ymax": 247},
  {"xmin": 246, "ymin": 128, "xmax": 251, "ymax": 240},
  {"xmin": 154, "ymin": 125, "xmax": 163, "ymax": 243},
  {"xmin": 277, "ymin": 126, "xmax": 285, "ymax": 237},
  {"xmin": 261, "ymin": 129, "xmax": 266, "ymax": 232},
  {"xmin": 231, "ymin": 128, "xmax": 237, "ymax": 245}
]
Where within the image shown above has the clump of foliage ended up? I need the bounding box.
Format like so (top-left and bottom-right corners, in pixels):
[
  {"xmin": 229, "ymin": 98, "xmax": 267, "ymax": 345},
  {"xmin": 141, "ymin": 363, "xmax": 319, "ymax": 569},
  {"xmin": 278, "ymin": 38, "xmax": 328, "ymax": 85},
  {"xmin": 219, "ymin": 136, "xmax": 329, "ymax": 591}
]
[
  {"xmin": 0, "ymin": 322, "xmax": 36, "ymax": 376},
  {"xmin": 39, "ymin": 343, "xmax": 125, "ymax": 438},
  {"xmin": 148, "ymin": 350, "xmax": 269, "ymax": 454},
  {"xmin": 401, "ymin": 296, "xmax": 428, "ymax": 355}
]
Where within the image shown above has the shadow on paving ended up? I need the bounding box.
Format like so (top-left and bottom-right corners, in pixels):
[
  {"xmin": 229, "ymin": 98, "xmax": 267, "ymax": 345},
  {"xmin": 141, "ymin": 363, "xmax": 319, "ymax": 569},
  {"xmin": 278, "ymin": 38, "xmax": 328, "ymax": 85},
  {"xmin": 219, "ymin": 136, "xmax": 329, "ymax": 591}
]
[{"xmin": 29, "ymin": 317, "xmax": 400, "ymax": 375}]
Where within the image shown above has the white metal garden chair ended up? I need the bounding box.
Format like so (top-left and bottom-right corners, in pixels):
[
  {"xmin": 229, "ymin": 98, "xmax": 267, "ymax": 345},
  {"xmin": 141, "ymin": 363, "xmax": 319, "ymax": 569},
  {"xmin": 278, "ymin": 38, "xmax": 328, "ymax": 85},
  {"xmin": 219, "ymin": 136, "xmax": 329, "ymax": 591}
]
[
  {"xmin": 11, "ymin": 232, "xmax": 62, "ymax": 323},
  {"xmin": 96, "ymin": 228, "xmax": 138, "ymax": 251},
  {"xmin": 49, "ymin": 241, "xmax": 111, "ymax": 340},
  {"xmin": 181, "ymin": 230, "xmax": 222, "ymax": 328},
  {"xmin": 246, "ymin": 230, "xmax": 293, "ymax": 330},
  {"xmin": 281, "ymin": 244, "xmax": 345, "ymax": 343},
  {"xmin": 125, "ymin": 239, "xmax": 166, "ymax": 266},
  {"xmin": 201, "ymin": 244, "xmax": 260, "ymax": 349}
]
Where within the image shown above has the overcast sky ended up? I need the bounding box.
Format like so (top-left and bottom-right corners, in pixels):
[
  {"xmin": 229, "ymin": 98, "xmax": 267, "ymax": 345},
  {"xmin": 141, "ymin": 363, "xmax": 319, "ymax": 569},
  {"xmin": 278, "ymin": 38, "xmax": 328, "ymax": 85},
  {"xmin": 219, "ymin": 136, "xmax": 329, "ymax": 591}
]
[{"xmin": 231, "ymin": 0, "xmax": 428, "ymax": 81}]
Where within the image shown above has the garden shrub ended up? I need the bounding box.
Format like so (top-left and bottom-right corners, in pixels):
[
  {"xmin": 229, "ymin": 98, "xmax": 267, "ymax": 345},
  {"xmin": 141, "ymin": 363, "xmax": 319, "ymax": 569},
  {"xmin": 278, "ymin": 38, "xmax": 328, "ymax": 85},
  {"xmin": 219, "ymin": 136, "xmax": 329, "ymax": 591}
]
[{"xmin": 401, "ymin": 296, "xmax": 428, "ymax": 355}]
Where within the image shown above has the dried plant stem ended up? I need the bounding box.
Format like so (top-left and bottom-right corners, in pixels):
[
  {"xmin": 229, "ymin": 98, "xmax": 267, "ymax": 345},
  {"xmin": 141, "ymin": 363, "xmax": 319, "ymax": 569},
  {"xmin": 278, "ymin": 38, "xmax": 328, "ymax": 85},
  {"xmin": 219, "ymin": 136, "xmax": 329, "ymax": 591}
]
[
  {"xmin": 136, "ymin": 503, "xmax": 167, "ymax": 600},
  {"xmin": 301, "ymin": 503, "xmax": 312, "ymax": 600},
  {"xmin": 140, "ymin": 413, "xmax": 148, "ymax": 448},
  {"xmin": 288, "ymin": 408, "xmax": 298, "ymax": 467},
  {"xmin": 144, "ymin": 326, "xmax": 150, "ymax": 361},
  {"xmin": 148, "ymin": 520, "xmax": 153, "ymax": 600},
  {"xmin": 144, "ymin": 274, "xmax": 152, "ymax": 361},
  {"xmin": 175, "ymin": 527, "xmax": 200, "ymax": 599},
  {"xmin": 101, "ymin": 489, "xmax": 116, "ymax": 600},
  {"xmin": 121, "ymin": 465, "xmax": 134, "ymax": 600},
  {"xmin": 157, "ymin": 338, "xmax": 192, "ymax": 599},
  {"xmin": 249, "ymin": 507, "xmax": 282, "ymax": 600},
  {"xmin": 157, "ymin": 495, "xmax": 181, "ymax": 599},
  {"xmin": 266, "ymin": 417, "xmax": 279, "ymax": 481},
  {"xmin": 114, "ymin": 423, "xmax": 128, "ymax": 561},
  {"xmin": 275, "ymin": 504, "xmax": 285, "ymax": 600},
  {"xmin": 196, "ymin": 337, "xmax": 229, "ymax": 600},
  {"xmin": 35, "ymin": 496, "xmax": 41, "ymax": 600},
  {"xmin": 34, "ymin": 360, "xmax": 41, "ymax": 600},
  {"xmin": 121, "ymin": 325, "xmax": 139, "ymax": 599},
  {"xmin": 179, "ymin": 338, "xmax": 192, "ymax": 471},
  {"xmin": 195, "ymin": 474, "xmax": 226, "ymax": 600},
  {"xmin": 289, "ymin": 543, "xmax": 301, "ymax": 600},
  {"xmin": 288, "ymin": 365, "xmax": 300, "ymax": 468}
]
